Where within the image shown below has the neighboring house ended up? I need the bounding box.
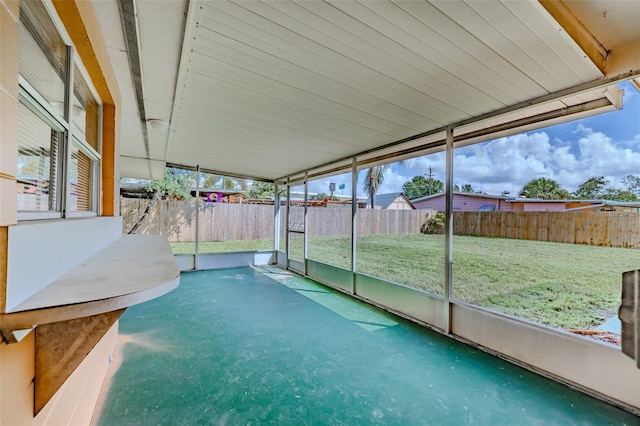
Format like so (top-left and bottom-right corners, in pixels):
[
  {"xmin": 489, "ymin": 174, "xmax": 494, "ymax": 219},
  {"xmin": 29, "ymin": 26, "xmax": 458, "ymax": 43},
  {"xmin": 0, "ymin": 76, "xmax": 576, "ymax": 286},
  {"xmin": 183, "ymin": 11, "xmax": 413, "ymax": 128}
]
[
  {"xmin": 411, "ymin": 192, "xmax": 616, "ymax": 212},
  {"xmin": 368, "ymin": 192, "xmax": 415, "ymax": 210},
  {"xmin": 194, "ymin": 189, "xmax": 248, "ymax": 204},
  {"xmin": 120, "ymin": 186, "xmax": 250, "ymax": 203},
  {"xmin": 412, "ymin": 192, "xmax": 519, "ymax": 211},
  {"xmin": 288, "ymin": 192, "xmax": 368, "ymax": 208}
]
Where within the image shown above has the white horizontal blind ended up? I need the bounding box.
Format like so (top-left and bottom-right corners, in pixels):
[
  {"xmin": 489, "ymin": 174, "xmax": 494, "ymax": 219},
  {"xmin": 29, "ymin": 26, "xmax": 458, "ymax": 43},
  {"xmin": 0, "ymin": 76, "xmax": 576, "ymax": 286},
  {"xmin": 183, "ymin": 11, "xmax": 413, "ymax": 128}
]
[{"xmin": 17, "ymin": 102, "xmax": 60, "ymax": 211}]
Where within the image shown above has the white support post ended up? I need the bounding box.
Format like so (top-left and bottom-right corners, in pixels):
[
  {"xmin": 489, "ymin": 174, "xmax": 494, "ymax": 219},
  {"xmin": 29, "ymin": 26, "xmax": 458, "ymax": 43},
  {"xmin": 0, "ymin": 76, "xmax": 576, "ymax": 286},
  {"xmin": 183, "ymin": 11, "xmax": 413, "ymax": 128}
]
[
  {"xmin": 444, "ymin": 127, "xmax": 454, "ymax": 334},
  {"xmin": 195, "ymin": 165, "xmax": 200, "ymax": 269},
  {"xmin": 285, "ymin": 178, "xmax": 291, "ymax": 270},
  {"xmin": 303, "ymin": 172, "xmax": 309, "ymax": 275},
  {"xmin": 351, "ymin": 157, "xmax": 358, "ymax": 295},
  {"xmin": 273, "ymin": 181, "xmax": 280, "ymax": 255}
]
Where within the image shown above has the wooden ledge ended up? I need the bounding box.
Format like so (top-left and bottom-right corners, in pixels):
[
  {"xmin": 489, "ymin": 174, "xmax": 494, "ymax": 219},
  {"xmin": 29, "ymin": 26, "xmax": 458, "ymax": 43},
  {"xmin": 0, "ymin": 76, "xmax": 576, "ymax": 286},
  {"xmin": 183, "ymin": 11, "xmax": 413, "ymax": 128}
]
[
  {"xmin": 0, "ymin": 235, "xmax": 180, "ymax": 332},
  {"xmin": 0, "ymin": 235, "xmax": 179, "ymax": 415}
]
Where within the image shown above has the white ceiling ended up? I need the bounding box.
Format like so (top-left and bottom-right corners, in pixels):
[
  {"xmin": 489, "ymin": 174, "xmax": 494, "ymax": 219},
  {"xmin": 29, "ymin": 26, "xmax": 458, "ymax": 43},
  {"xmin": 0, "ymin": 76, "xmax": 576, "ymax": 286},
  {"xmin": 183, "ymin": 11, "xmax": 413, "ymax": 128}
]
[{"xmin": 91, "ymin": 0, "xmax": 640, "ymax": 182}]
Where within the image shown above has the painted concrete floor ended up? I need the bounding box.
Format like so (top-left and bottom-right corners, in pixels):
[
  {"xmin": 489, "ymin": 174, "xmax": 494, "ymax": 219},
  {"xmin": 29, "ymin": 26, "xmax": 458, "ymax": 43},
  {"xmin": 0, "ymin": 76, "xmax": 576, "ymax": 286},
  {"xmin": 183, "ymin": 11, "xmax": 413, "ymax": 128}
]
[{"xmin": 95, "ymin": 267, "xmax": 639, "ymax": 425}]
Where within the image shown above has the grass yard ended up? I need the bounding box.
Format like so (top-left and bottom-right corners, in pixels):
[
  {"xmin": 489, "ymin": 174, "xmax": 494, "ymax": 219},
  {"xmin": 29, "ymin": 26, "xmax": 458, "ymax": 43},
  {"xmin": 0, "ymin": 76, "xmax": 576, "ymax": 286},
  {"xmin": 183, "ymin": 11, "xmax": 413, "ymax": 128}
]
[{"xmin": 171, "ymin": 234, "xmax": 639, "ymax": 330}]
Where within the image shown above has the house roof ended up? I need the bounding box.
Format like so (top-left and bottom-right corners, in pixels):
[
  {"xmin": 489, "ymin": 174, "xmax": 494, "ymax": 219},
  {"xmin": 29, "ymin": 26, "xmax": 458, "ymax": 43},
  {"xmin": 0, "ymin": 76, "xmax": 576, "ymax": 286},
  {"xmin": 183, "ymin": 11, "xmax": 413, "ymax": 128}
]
[
  {"xmin": 412, "ymin": 191, "xmax": 640, "ymax": 208},
  {"xmin": 369, "ymin": 192, "xmax": 415, "ymax": 209},
  {"xmin": 411, "ymin": 192, "xmax": 510, "ymax": 203},
  {"xmin": 411, "ymin": 191, "xmax": 602, "ymax": 204},
  {"xmin": 91, "ymin": 0, "xmax": 640, "ymax": 182}
]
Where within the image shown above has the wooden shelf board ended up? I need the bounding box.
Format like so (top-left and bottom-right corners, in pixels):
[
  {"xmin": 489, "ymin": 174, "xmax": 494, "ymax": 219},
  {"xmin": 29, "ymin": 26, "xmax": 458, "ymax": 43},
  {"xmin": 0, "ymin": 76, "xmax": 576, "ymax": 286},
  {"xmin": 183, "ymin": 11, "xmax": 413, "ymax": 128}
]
[{"xmin": 0, "ymin": 235, "xmax": 180, "ymax": 331}]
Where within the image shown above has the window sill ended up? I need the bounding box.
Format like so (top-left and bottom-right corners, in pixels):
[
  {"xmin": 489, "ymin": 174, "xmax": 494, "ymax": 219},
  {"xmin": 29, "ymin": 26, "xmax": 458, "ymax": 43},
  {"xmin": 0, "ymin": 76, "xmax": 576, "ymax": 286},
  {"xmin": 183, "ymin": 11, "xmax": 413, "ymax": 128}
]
[
  {"xmin": 17, "ymin": 211, "xmax": 63, "ymax": 221},
  {"xmin": 65, "ymin": 211, "xmax": 98, "ymax": 218},
  {"xmin": 17, "ymin": 211, "xmax": 98, "ymax": 221}
]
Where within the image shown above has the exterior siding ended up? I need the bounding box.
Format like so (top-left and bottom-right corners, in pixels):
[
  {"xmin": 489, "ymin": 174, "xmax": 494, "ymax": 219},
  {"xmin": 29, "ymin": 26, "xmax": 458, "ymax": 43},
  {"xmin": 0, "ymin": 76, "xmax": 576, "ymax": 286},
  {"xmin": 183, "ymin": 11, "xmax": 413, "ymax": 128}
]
[
  {"xmin": 414, "ymin": 194, "xmax": 578, "ymax": 212},
  {"xmin": 414, "ymin": 194, "xmax": 506, "ymax": 211},
  {"xmin": 523, "ymin": 202, "xmax": 565, "ymax": 212},
  {"xmin": 413, "ymin": 195, "xmax": 443, "ymax": 211},
  {"xmin": 388, "ymin": 197, "xmax": 414, "ymax": 210}
]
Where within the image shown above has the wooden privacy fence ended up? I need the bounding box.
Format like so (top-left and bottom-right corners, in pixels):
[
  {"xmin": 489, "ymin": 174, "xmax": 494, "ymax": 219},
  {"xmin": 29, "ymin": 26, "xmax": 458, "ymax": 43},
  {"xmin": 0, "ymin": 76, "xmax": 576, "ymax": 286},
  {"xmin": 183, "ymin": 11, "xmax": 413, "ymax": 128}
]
[
  {"xmin": 305, "ymin": 207, "xmax": 431, "ymax": 237},
  {"xmin": 453, "ymin": 211, "xmax": 640, "ymax": 249},
  {"xmin": 121, "ymin": 199, "xmax": 433, "ymax": 242},
  {"xmin": 121, "ymin": 199, "xmax": 640, "ymax": 248}
]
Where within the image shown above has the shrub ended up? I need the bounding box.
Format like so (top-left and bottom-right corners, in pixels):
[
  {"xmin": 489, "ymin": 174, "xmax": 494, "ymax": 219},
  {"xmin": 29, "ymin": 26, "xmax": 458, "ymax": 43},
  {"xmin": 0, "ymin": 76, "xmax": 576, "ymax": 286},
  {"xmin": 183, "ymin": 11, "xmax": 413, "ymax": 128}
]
[{"xmin": 421, "ymin": 212, "xmax": 446, "ymax": 234}]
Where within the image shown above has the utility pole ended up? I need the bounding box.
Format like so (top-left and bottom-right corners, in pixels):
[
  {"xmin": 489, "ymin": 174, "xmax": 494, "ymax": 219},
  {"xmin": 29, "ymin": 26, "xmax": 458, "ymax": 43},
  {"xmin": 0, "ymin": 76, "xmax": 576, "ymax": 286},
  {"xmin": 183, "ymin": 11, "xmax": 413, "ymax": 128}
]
[{"xmin": 425, "ymin": 166, "xmax": 436, "ymax": 195}]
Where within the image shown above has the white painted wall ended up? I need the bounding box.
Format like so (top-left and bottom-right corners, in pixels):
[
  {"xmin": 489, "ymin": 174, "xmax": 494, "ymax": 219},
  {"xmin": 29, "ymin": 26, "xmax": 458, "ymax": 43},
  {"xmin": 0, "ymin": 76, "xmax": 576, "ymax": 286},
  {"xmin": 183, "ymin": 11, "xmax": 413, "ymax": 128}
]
[{"xmin": 195, "ymin": 251, "xmax": 274, "ymax": 270}]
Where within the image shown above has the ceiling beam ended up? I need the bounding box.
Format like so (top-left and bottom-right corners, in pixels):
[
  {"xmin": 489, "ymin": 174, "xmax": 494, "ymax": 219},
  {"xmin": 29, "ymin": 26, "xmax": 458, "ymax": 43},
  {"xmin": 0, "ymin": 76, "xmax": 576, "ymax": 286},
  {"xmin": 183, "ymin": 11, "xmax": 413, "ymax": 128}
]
[
  {"xmin": 605, "ymin": 40, "xmax": 640, "ymax": 80},
  {"xmin": 539, "ymin": 0, "xmax": 608, "ymax": 73},
  {"xmin": 118, "ymin": 0, "xmax": 152, "ymax": 179}
]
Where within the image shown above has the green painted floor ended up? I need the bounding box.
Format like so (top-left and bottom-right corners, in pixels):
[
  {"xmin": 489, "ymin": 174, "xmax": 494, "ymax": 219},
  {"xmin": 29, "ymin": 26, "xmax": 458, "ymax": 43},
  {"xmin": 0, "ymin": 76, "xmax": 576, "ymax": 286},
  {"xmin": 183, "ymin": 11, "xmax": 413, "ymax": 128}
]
[{"xmin": 95, "ymin": 267, "xmax": 639, "ymax": 425}]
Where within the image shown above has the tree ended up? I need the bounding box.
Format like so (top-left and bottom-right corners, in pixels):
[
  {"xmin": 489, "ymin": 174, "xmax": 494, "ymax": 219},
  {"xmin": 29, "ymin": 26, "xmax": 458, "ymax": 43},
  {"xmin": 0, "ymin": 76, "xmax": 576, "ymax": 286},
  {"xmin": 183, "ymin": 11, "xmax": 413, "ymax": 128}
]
[
  {"xmin": 519, "ymin": 178, "xmax": 569, "ymax": 200},
  {"xmin": 201, "ymin": 172, "xmax": 220, "ymax": 188},
  {"xmin": 220, "ymin": 176, "xmax": 248, "ymax": 190},
  {"xmin": 310, "ymin": 192, "xmax": 339, "ymax": 201},
  {"xmin": 363, "ymin": 165, "xmax": 389, "ymax": 208},
  {"xmin": 402, "ymin": 175, "xmax": 444, "ymax": 199},
  {"xmin": 621, "ymin": 175, "xmax": 640, "ymax": 196},
  {"xmin": 572, "ymin": 176, "xmax": 608, "ymax": 199},
  {"xmin": 461, "ymin": 184, "xmax": 474, "ymax": 193},
  {"xmin": 247, "ymin": 181, "xmax": 274, "ymax": 199},
  {"xmin": 146, "ymin": 168, "xmax": 193, "ymax": 200},
  {"xmin": 602, "ymin": 188, "xmax": 639, "ymax": 202},
  {"xmin": 200, "ymin": 172, "xmax": 248, "ymax": 190}
]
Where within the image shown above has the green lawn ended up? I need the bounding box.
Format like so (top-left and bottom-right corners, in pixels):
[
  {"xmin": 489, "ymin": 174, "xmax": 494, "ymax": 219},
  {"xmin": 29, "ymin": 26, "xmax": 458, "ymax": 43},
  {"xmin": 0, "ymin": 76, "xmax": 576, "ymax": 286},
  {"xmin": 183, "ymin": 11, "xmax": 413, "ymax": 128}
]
[{"xmin": 171, "ymin": 234, "xmax": 638, "ymax": 330}]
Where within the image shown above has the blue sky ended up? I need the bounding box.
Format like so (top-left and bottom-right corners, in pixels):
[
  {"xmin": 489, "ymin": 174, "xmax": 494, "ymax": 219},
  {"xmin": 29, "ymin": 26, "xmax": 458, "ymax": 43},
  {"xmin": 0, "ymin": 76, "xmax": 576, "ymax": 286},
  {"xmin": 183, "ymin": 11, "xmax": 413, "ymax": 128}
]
[{"xmin": 307, "ymin": 81, "xmax": 640, "ymax": 198}]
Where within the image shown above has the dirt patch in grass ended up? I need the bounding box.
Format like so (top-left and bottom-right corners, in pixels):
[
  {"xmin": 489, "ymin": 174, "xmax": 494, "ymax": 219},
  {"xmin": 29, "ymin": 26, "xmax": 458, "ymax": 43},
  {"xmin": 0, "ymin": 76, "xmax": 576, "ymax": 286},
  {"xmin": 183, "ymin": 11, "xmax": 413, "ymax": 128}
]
[{"xmin": 567, "ymin": 330, "xmax": 621, "ymax": 346}]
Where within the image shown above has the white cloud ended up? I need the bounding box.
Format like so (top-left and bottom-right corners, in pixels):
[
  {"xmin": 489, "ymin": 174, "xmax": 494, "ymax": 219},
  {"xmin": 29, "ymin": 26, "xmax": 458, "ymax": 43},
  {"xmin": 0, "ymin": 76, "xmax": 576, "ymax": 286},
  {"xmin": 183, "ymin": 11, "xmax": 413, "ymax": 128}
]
[
  {"xmin": 304, "ymin": 109, "xmax": 640, "ymax": 198},
  {"xmin": 575, "ymin": 127, "xmax": 640, "ymax": 180},
  {"xmin": 453, "ymin": 132, "xmax": 555, "ymax": 194},
  {"xmin": 378, "ymin": 168, "xmax": 410, "ymax": 194},
  {"xmin": 379, "ymin": 122, "xmax": 640, "ymax": 196}
]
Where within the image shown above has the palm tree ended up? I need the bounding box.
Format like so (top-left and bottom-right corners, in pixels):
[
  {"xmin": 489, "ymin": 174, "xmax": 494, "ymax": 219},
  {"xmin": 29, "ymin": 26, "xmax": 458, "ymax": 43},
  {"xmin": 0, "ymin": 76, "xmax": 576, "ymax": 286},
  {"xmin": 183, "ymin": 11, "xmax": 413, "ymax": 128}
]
[
  {"xmin": 461, "ymin": 184, "xmax": 474, "ymax": 193},
  {"xmin": 363, "ymin": 165, "xmax": 390, "ymax": 208}
]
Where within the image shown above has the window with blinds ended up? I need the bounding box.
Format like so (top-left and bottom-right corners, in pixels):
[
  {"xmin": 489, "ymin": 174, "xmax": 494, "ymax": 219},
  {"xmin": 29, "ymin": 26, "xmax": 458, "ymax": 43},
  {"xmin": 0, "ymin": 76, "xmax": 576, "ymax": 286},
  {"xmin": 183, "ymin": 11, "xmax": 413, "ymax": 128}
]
[
  {"xmin": 17, "ymin": 1, "xmax": 101, "ymax": 219},
  {"xmin": 17, "ymin": 99, "xmax": 63, "ymax": 212},
  {"xmin": 68, "ymin": 141, "xmax": 97, "ymax": 212},
  {"xmin": 18, "ymin": 0, "xmax": 66, "ymax": 117}
]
